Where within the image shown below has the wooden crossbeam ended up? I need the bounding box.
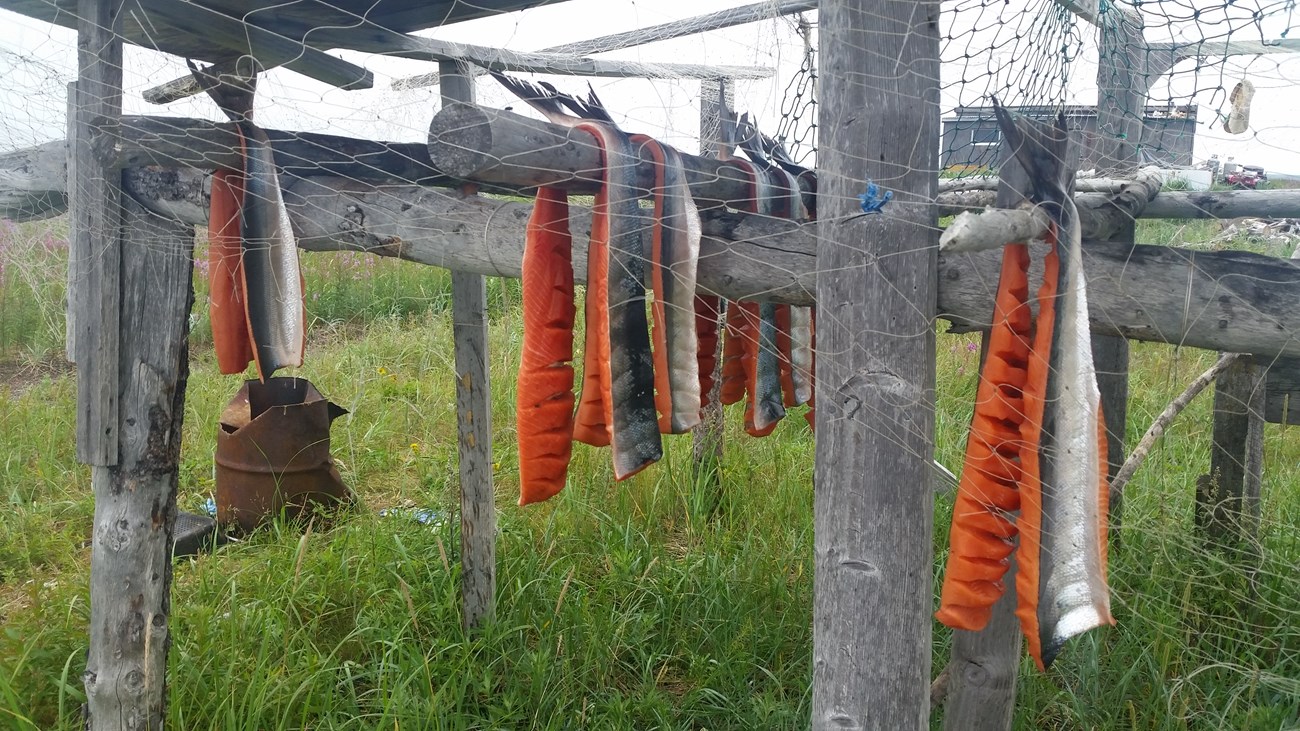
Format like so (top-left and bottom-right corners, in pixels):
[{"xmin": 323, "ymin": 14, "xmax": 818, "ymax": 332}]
[{"xmin": 393, "ymin": 0, "xmax": 814, "ymax": 89}]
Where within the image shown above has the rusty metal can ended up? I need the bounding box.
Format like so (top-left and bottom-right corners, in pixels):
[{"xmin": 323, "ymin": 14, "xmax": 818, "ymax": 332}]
[{"xmin": 214, "ymin": 377, "xmax": 352, "ymax": 531}]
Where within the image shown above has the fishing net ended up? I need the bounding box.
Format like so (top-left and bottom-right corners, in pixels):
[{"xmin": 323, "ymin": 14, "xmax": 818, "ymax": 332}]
[{"xmin": 0, "ymin": 1, "xmax": 1297, "ymax": 729}]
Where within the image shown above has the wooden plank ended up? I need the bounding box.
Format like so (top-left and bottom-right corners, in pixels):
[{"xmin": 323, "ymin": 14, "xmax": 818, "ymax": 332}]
[
  {"xmin": 812, "ymin": 2, "xmax": 938, "ymax": 728},
  {"xmin": 83, "ymin": 196, "xmax": 193, "ymax": 731},
  {"xmin": 543, "ymin": 0, "xmax": 817, "ymax": 57},
  {"xmin": 72, "ymin": 0, "xmax": 123, "ymax": 466},
  {"xmin": 315, "ymin": 26, "xmax": 772, "ymax": 80},
  {"xmin": 1197, "ymin": 358, "xmax": 1266, "ymax": 544},
  {"xmin": 441, "ymin": 60, "xmax": 495, "ymax": 631}
]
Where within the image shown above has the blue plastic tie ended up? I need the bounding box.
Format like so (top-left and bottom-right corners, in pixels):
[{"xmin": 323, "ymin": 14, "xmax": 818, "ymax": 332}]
[{"xmin": 857, "ymin": 180, "xmax": 894, "ymax": 215}]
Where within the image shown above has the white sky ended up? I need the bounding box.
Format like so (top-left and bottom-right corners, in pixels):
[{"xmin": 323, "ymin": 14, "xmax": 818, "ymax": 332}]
[{"xmin": 1, "ymin": 0, "xmax": 1298, "ymax": 172}]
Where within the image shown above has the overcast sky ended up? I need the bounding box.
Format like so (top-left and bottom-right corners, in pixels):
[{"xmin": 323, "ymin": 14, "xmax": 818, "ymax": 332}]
[{"xmin": 1, "ymin": 0, "xmax": 1297, "ymax": 172}]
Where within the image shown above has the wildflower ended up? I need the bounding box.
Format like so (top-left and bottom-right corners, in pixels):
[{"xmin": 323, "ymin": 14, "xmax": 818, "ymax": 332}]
[
  {"xmin": 378, "ymin": 366, "xmax": 389, "ymax": 376},
  {"xmin": 966, "ymin": 342, "xmax": 978, "ymax": 353},
  {"xmin": 410, "ymin": 443, "xmax": 421, "ymax": 453}
]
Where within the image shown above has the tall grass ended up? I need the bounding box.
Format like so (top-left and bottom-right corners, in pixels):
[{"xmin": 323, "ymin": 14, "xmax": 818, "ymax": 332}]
[{"xmin": 0, "ymin": 215, "xmax": 1296, "ymax": 729}]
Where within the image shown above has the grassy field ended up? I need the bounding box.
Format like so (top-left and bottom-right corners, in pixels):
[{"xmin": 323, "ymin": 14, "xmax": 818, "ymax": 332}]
[{"xmin": 0, "ymin": 217, "xmax": 1297, "ymax": 729}]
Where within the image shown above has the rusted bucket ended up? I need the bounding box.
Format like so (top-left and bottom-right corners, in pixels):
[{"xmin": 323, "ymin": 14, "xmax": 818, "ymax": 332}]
[{"xmin": 215, "ymin": 377, "xmax": 352, "ymax": 531}]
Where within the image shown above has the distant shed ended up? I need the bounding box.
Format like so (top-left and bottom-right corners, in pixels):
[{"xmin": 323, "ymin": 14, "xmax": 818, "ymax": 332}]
[{"xmin": 941, "ymin": 103, "xmax": 1198, "ymax": 172}]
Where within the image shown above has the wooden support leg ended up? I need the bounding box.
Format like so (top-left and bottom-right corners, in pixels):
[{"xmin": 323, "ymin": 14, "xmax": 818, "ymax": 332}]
[
  {"xmin": 690, "ymin": 79, "xmax": 732, "ymax": 509},
  {"xmin": 442, "ymin": 60, "xmax": 496, "ymax": 631},
  {"xmin": 83, "ymin": 199, "xmax": 194, "ymax": 729},
  {"xmin": 941, "ymin": 556, "xmax": 1021, "ymax": 730},
  {"xmin": 1196, "ymin": 356, "xmax": 1265, "ymax": 547},
  {"xmin": 1092, "ymin": 334, "xmax": 1130, "ymax": 528}
]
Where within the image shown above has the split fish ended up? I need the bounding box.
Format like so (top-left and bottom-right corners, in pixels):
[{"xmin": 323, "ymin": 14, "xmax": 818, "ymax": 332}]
[
  {"xmin": 997, "ymin": 102, "xmax": 1112, "ymax": 670},
  {"xmin": 937, "ymin": 102, "xmax": 1111, "ymax": 669},
  {"xmin": 492, "ymin": 74, "xmax": 662, "ymax": 480},
  {"xmin": 516, "ymin": 186, "xmax": 577, "ymax": 505},
  {"xmin": 631, "ymin": 134, "xmax": 703, "ymax": 435},
  {"xmin": 191, "ymin": 61, "xmax": 305, "ymax": 380}
]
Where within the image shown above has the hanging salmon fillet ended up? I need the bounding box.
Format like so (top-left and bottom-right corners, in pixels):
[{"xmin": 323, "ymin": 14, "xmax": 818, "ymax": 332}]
[{"xmin": 517, "ymin": 186, "xmax": 578, "ymax": 505}]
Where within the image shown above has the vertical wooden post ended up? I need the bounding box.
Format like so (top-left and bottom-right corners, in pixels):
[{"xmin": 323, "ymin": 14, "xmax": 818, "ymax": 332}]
[
  {"xmin": 72, "ymin": 0, "xmax": 123, "ymax": 466},
  {"xmin": 813, "ymin": 2, "xmax": 939, "ymax": 728},
  {"xmin": 65, "ymin": 80, "xmax": 79, "ymax": 363},
  {"xmin": 83, "ymin": 199, "xmax": 194, "ymax": 728},
  {"xmin": 692, "ymin": 78, "xmax": 732, "ymax": 495},
  {"xmin": 1093, "ymin": 8, "xmax": 1144, "ymax": 528},
  {"xmin": 1196, "ymin": 357, "xmax": 1265, "ymax": 545},
  {"xmin": 440, "ymin": 60, "xmax": 496, "ymax": 630}
]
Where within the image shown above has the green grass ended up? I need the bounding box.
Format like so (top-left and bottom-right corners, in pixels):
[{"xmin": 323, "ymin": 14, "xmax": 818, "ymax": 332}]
[{"xmin": 0, "ymin": 217, "xmax": 1297, "ymax": 729}]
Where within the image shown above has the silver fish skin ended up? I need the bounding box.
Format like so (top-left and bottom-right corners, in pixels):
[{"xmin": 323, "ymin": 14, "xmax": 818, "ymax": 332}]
[
  {"xmin": 658, "ymin": 143, "xmax": 703, "ymax": 434},
  {"xmin": 754, "ymin": 302, "xmax": 788, "ymax": 431},
  {"xmin": 788, "ymin": 305, "xmax": 814, "ymax": 405},
  {"xmin": 593, "ymin": 124, "xmax": 663, "ymax": 479},
  {"xmin": 238, "ymin": 121, "xmax": 305, "ymax": 378},
  {"xmin": 996, "ymin": 102, "xmax": 1111, "ymax": 668}
]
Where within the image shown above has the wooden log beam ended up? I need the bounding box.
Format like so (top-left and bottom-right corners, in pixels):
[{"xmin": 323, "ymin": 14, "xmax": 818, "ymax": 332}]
[
  {"xmin": 12, "ymin": 123, "xmax": 1300, "ymax": 224},
  {"xmin": 9, "ymin": 164, "xmax": 1300, "ymax": 361},
  {"xmin": 941, "ymin": 167, "xmax": 1163, "ymax": 252},
  {"xmin": 392, "ymin": 0, "xmax": 815, "ymax": 89},
  {"xmin": 427, "ymin": 102, "xmax": 770, "ymax": 207},
  {"xmin": 313, "ymin": 25, "xmax": 772, "ymax": 81},
  {"xmin": 812, "ymin": 1, "xmax": 938, "ymax": 727}
]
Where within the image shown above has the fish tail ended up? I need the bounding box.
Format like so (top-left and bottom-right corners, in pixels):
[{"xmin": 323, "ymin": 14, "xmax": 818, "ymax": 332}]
[
  {"xmin": 517, "ymin": 186, "xmax": 577, "ymax": 505},
  {"xmin": 937, "ymin": 243, "xmax": 1034, "ymax": 631}
]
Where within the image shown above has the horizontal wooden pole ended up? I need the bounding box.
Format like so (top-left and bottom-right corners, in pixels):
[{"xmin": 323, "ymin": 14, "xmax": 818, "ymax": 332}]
[
  {"xmin": 4, "ymin": 158, "xmax": 1299, "ymax": 359},
  {"xmin": 427, "ymin": 102, "xmax": 783, "ymax": 208}
]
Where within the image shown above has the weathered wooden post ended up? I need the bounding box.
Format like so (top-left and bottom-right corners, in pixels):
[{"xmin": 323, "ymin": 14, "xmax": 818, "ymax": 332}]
[
  {"xmin": 1093, "ymin": 6, "xmax": 1145, "ymax": 528},
  {"xmin": 74, "ymin": 1, "xmax": 195, "ymax": 723},
  {"xmin": 691, "ymin": 77, "xmax": 732, "ymax": 497},
  {"xmin": 440, "ymin": 60, "xmax": 497, "ymax": 630},
  {"xmin": 813, "ymin": 1, "xmax": 939, "ymax": 728},
  {"xmin": 1196, "ymin": 357, "xmax": 1265, "ymax": 545}
]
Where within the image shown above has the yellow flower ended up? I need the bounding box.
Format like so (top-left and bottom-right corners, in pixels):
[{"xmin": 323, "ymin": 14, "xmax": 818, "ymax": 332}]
[
  {"xmin": 410, "ymin": 443, "xmax": 421, "ymax": 453},
  {"xmin": 377, "ymin": 366, "xmax": 389, "ymax": 376},
  {"xmin": 493, "ymin": 462, "xmax": 501, "ymax": 472}
]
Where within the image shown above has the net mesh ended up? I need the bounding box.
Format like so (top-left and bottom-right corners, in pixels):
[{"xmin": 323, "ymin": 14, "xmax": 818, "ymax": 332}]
[{"xmin": 0, "ymin": 1, "xmax": 1297, "ymax": 729}]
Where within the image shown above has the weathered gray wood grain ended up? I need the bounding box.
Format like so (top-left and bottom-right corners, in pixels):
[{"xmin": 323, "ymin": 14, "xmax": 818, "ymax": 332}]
[
  {"xmin": 1197, "ymin": 357, "xmax": 1265, "ymax": 544},
  {"xmin": 941, "ymin": 557, "xmax": 1022, "ymax": 730},
  {"xmin": 441, "ymin": 60, "xmax": 496, "ymax": 631},
  {"xmin": 812, "ymin": 2, "xmax": 938, "ymax": 728},
  {"xmin": 83, "ymin": 196, "xmax": 193, "ymax": 731},
  {"xmin": 9, "ymin": 153, "xmax": 1300, "ymax": 362},
  {"xmin": 72, "ymin": 0, "xmax": 122, "ymax": 466}
]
